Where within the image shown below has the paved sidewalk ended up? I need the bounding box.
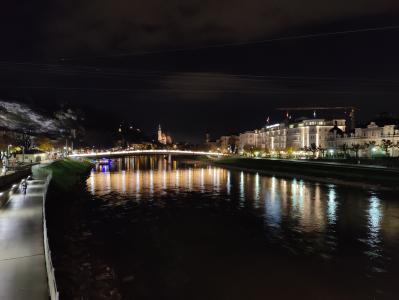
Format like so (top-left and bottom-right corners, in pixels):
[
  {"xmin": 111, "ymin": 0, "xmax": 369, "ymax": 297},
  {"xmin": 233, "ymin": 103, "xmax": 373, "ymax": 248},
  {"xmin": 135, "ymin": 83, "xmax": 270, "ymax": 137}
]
[{"xmin": 0, "ymin": 179, "xmax": 48, "ymax": 300}]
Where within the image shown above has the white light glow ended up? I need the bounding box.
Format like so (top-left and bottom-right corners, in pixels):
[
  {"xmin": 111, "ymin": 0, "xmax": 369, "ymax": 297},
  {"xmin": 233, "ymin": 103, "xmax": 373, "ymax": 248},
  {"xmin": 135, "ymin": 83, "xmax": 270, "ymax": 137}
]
[{"xmin": 70, "ymin": 149, "xmax": 226, "ymax": 158}]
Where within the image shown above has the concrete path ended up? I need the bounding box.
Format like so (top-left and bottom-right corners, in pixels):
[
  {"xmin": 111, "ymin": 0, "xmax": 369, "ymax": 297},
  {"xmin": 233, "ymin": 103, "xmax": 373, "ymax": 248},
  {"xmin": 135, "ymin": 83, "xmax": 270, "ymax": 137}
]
[{"xmin": 0, "ymin": 179, "xmax": 48, "ymax": 300}]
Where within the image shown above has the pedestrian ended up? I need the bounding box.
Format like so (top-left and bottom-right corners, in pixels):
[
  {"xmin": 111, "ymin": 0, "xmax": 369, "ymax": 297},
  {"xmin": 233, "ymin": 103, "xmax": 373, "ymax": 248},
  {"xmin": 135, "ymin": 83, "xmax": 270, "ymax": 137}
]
[{"xmin": 22, "ymin": 180, "xmax": 28, "ymax": 195}]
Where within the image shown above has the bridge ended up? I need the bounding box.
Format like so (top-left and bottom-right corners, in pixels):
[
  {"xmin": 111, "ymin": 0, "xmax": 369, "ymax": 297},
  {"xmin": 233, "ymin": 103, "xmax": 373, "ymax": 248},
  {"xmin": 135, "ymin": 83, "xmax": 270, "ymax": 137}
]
[{"xmin": 69, "ymin": 149, "xmax": 225, "ymax": 162}]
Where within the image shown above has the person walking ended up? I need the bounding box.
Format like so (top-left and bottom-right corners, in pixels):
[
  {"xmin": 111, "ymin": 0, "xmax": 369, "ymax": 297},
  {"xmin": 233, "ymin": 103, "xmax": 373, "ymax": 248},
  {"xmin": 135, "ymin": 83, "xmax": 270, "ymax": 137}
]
[{"xmin": 22, "ymin": 179, "xmax": 28, "ymax": 196}]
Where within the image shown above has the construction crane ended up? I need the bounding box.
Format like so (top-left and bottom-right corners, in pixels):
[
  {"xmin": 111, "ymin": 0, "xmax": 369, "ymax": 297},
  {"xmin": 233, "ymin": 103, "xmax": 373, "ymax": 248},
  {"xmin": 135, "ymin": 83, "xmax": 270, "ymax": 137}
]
[{"xmin": 276, "ymin": 106, "xmax": 358, "ymax": 132}]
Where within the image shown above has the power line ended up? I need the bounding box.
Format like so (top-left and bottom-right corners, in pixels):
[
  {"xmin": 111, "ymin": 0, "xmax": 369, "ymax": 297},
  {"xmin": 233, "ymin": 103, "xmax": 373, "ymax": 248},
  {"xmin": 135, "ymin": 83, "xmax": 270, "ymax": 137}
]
[
  {"xmin": 61, "ymin": 24, "xmax": 399, "ymax": 60},
  {"xmin": 2, "ymin": 62, "xmax": 399, "ymax": 86},
  {"xmin": 1, "ymin": 85, "xmax": 399, "ymax": 95}
]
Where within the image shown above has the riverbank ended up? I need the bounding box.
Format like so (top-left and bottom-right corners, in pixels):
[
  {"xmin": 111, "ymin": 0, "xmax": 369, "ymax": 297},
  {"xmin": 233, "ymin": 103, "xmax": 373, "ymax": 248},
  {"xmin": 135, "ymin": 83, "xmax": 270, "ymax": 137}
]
[
  {"xmin": 203, "ymin": 157, "xmax": 399, "ymax": 190},
  {"xmin": 45, "ymin": 159, "xmax": 122, "ymax": 299},
  {"xmin": 44, "ymin": 159, "xmax": 92, "ymax": 191}
]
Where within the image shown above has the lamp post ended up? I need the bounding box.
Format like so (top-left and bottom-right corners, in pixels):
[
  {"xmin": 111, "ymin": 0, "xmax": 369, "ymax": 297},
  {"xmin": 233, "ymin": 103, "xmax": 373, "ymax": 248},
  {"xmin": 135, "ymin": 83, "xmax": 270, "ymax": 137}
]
[
  {"xmin": 6, "ymin": 144, "xmax": 12, "ymax": 173},
  {"xmin": 372, "ymin": 147, "xmax": 377, "ymax": 159}
]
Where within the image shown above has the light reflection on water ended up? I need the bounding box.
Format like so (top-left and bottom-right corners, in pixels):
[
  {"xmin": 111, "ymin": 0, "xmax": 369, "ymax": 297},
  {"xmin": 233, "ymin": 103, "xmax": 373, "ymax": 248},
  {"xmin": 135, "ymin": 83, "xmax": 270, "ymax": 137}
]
[
  {"xmin": 87, "ymin": 156, "xmax": 399, "ymax": 298},
  {"xmin": 368, "ymin": 195, "xmax": 383, "ymax": 251}
]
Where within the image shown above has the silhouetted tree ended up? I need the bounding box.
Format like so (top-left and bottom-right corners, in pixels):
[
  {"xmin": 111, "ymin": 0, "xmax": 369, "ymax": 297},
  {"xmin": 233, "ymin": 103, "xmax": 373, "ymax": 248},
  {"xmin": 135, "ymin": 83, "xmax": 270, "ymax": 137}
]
[
  {"xmin": 317, "ymin": 145, "xmax": 326, "ymax": 158},
  {"xmin": 341, "ymin": 143, "xmax": 349, "ymax": 158},
  {"xmin": 380, "ymin": 139, "xmax": 394, "ymax": 157},
  {"xmin": 309, "ymin": 143, "xmax": 318, "ymax": 158},
  {"xmin": 365, "ymin": 141, "xmax": 376, "ymax": 150},
  {"xmin": 351, "ymin": 143, "xmax": 361, "ymax": 160},
  {"xmin": 17, "ymin": 132, "xmax": 32, "ymax": 150}
]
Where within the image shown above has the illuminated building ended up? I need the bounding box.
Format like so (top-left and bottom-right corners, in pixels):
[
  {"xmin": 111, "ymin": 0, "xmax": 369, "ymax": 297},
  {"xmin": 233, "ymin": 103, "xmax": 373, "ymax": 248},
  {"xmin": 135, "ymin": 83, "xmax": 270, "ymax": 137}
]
[
  {"xmin": 239, "ymin": 130, "xmax": 261, "ymax": 151},
  {"xmin": 328, "ymin": 121, "xmax": 399, "ymax": 157},
  {"xmin": 286, "ymin": 119, "xmax": 346, "ymax": 150},
  {"xmin": 259, "ymin": 123, "xmax": 287, "ymax": 151},
  {"xmin": 238, "ymin": 118, "xmax": 346, "ymax": 153}
]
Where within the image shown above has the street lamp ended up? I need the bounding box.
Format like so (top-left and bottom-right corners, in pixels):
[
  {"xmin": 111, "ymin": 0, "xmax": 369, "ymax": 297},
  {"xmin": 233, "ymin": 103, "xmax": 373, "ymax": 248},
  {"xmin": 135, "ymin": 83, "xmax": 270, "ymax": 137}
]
[
  {"xmin": 371, "ymin": 146, "xmax": 378, "ymax": 159},
  {"xmin": 5, "ymin": 144, "xmax": 12, "ymax": 173}
]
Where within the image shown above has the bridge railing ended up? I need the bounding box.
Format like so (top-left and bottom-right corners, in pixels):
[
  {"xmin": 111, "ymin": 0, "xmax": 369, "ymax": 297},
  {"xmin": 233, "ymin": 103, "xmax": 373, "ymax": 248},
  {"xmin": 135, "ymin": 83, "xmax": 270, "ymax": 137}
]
[{"xmin": 69, "ymin": 149, "xmax": 226, "ymax": 158}]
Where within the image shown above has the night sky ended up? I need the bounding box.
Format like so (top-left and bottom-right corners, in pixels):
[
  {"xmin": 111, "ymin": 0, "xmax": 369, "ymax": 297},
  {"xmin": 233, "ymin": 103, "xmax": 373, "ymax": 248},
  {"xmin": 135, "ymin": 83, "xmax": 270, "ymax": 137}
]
[{"xmin": 1, "ymin": 1, "xmax": 399, "ymax": 142}]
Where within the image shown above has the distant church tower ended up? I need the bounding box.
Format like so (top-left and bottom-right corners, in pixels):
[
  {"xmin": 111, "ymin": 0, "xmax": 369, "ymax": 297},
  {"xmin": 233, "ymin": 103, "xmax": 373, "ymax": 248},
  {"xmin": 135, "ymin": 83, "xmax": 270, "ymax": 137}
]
[
  {"xmin": 158, "ymin": 124, "xmax": 163, "ymax": 143},
  {"xmin": 158, "ymin": 124, "xmax": 168, "ymax": 145}
]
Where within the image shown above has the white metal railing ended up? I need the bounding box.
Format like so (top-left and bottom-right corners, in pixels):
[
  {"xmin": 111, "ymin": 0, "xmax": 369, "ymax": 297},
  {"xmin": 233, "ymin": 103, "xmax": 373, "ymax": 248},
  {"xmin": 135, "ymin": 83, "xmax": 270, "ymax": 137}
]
[
  {"xmin": 69, "ymin": 149, "xmax": 226, "ymax": 158},
  {"xmin": 41, "ymin": 171, "xmax": 60, "ymax": 300}
]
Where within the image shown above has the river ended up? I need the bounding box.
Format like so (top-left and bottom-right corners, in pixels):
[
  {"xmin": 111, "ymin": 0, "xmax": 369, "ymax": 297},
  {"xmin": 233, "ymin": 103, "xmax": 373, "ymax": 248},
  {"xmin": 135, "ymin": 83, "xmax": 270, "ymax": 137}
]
[{"xmin": 85, "ymin": 156, "xmax": 399, "ymax": 300}]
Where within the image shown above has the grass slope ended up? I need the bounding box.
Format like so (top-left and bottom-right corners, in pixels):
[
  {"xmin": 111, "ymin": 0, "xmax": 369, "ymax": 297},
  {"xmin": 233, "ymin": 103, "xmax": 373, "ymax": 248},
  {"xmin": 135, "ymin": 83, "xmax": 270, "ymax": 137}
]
[{"xmin": 45, "ymin": 159, "xmax": 92, "ymax": 191}]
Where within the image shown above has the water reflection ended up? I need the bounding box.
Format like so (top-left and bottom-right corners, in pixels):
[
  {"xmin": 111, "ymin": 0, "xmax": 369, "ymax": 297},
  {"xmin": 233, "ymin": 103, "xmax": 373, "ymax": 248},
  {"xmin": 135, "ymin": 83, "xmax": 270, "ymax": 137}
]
[
  {"xmin": 88, "ymin": 157, "xmax": 338, "ymax": 235},
  {"xmin": 87, "ymin": 156, "xmax": 399, "ymax": 298},
  {"xmin": 368, "ymin": 194, "xmax": 383, "ymax": 248},
  {"xmin": 90, "ymin": 158, "xmax": 230, "ymax": 198},
  {"xmin": 327, "ymin": 186, "xmax": 337, "ymax": 225},
  {"xmin": 264, "ymin": 177, "xmax": 281, "ymax": 230}
]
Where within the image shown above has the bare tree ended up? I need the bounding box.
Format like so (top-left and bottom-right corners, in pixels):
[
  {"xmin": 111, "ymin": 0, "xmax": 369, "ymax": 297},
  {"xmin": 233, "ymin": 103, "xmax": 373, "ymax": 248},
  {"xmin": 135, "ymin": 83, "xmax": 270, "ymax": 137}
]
[
  {"xmin": 309, "ymin": 143, "xmax": 318, "ymax": 158},
  {"xmin": 365, "ymin": 141, "xmax": 376, "ymax": 150},
  {"xmin": 380, "ymin": 139, "xmax": 394, "ymax": 157},
  {"xmin": 341, "ymin": 143, "xmax": 349, "ymax": 158},
  {"xmin": 17, "ymin": 132, "xmax": 32, "ymax": 150},
  {"xmin": 351, "ymin": 143, "xmax": 361, "ymax": 160}
]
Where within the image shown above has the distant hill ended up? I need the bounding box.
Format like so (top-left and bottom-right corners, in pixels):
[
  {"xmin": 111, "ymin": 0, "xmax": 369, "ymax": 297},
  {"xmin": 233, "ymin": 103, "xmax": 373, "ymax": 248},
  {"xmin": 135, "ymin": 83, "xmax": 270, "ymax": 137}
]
[
  {"xmin": 0, "ymin": 100, "xmax": 61, "ymax": 135},
  {"xmin": 0, "ymin": 99, "xmax": 151, "ymax": 148}
]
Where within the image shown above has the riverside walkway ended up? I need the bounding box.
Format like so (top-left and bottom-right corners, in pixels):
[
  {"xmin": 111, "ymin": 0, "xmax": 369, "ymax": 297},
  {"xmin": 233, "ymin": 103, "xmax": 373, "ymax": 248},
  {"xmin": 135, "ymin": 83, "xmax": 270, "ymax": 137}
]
[{"xmin": 0, "ymin": 177, "xmax": 49, "ymax": 299}]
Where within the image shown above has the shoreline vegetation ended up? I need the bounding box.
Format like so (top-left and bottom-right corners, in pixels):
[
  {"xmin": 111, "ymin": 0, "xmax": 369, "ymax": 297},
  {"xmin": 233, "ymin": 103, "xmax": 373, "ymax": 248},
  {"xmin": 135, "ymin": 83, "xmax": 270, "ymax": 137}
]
[
  {"xmin": 45, "ymin": 159, "xmax": 123, "ymax": 299},
  {"xmin": 201, "ymin": 156, "xmax": 399, "ymax": 191}
]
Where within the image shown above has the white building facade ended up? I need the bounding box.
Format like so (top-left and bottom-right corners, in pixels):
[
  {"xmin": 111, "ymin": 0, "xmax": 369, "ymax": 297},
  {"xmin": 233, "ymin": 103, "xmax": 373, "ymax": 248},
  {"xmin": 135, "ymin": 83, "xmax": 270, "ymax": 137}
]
[
  {"xmin": 287, "ymin": 119, "xmax": 346, "ymax": 150},
  {"xmin": 328, "ymin": 122, "xmax": 399, "ymax": 157},
  {"xmin": 238, "ymin": 119, "xmax": 346, "ymax": 153}
]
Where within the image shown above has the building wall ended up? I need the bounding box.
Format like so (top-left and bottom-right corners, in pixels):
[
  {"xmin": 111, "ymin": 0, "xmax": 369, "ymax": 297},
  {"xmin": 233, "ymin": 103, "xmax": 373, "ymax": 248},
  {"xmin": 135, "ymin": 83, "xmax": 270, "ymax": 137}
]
[
  {"xmin": 15, "ymin": 153, "xmax": 48, "ymax": 163},
  {"xmin": 238, "ymin": 119, "xmax": 346, "ymax": 153},
  {"xmin": 287, "ymin": 119, "xmax": 346, "ymax": 150},
  {"xmin": 329, "ymin": 122, "xmax": 399, "ymax": 157},
  {"xmin": 258, "ymin": 124, "xmax": 287, "ymax": 151},
  {"xmin": 238, "ymin": 131, "xmax": 259, "ymax": 152}
]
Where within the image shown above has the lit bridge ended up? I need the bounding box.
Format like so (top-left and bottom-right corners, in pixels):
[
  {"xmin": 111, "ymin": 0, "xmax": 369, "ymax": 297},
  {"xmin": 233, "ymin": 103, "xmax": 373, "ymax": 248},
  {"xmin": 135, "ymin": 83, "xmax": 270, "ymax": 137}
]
[{"xmin": 69, "ymin": 149, "xmax": 225, "ymax": 162}]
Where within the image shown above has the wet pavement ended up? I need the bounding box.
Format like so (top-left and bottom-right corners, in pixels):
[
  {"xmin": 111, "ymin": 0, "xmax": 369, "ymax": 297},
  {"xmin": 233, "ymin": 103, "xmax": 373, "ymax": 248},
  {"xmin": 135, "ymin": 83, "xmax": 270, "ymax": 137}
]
[{"xmin": 0, "ymin": 180, "xmax": 48, "ymax": 300}]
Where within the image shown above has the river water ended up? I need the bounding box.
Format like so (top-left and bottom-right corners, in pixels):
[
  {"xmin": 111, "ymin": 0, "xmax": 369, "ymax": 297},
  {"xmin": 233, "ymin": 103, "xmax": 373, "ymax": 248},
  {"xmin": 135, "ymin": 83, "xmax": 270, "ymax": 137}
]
[{"xmin": 86, "ymin": 156, "xmax": 399, "ymax": 300}]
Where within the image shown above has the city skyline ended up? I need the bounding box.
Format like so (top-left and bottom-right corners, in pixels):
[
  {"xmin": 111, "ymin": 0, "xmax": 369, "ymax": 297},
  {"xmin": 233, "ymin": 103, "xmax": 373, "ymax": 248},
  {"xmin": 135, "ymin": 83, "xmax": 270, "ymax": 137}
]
[
  {"xmin": 1, "ymin": 2, "xmax": 399, "ymax": 142},
  {"xmin": 0, "ymin": 98, "xmax": 398, "ymax": 146},
  {"xmin": 1, "ymin": 2, "xmax": 399, "ymax": 299}
]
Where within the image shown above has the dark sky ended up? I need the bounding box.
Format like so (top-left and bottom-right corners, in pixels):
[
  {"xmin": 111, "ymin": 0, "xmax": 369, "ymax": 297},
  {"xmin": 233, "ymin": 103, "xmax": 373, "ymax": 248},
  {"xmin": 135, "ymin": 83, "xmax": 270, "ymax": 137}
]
[{"xmin": 1, "ymin": 1, "xmax": 399, "ymax": 142}]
